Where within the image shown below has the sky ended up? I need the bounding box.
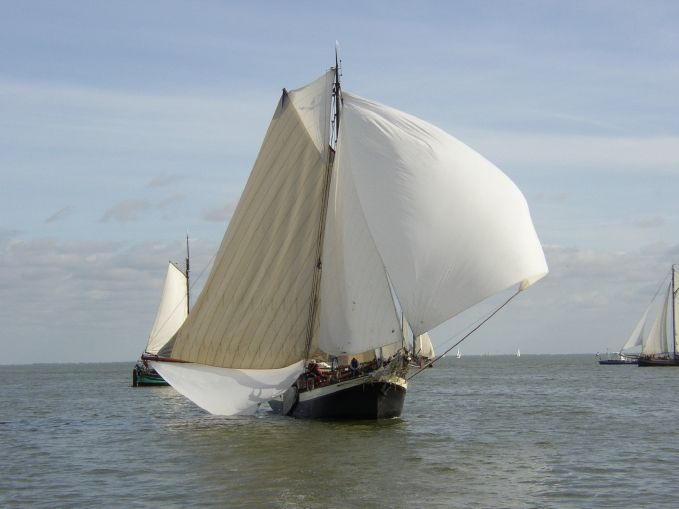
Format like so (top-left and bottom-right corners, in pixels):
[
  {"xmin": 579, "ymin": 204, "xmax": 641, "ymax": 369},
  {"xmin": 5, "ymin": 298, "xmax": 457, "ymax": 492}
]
[{"xmin": 1, "ymin": 0, "xmax": 678, "ymax": 364}]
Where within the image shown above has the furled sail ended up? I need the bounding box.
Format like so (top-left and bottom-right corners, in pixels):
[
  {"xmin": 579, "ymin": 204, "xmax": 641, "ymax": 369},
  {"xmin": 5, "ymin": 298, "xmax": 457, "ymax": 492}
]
[
  {"xmin": 642, "ymin": 283, "xmax": 671, "ymax": 356},
  {"xmin": 336, "ymin": 93, "xmax": 548, "ymax": 337},
  {"xmin": 145, "ymin": 262, "xmax": 188, "ymax": 355}
]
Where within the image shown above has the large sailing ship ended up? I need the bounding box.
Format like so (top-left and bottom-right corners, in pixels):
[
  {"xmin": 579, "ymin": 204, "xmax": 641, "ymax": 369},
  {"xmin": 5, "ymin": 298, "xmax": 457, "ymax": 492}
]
[
  {"xmin": 638, "ymin": 265, "xmax": 678, "ymax": 367},
  {"xmin": 145, "ymin": 60, "xmax": 548, "ymax": 418}
]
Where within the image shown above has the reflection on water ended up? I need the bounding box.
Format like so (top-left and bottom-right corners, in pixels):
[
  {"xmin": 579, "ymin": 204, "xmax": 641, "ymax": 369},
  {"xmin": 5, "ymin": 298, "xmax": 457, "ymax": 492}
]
[{"xmin": 1, "ymin": 357, "xmax": 679, "ymax": 508}]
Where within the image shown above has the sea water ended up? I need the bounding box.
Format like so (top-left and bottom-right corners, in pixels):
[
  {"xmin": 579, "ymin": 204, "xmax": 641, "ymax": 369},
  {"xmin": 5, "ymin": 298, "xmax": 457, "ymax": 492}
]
[{"xmin": 1, "ymin": 355, "xmax": 678, "ymax": 508}]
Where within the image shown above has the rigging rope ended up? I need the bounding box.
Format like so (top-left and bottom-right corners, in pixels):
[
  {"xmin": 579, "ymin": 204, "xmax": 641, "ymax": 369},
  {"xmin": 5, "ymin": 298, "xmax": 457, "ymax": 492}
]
[{"xmin": 406, "ymin": 288, "xmax": 521, "ymax": 381}]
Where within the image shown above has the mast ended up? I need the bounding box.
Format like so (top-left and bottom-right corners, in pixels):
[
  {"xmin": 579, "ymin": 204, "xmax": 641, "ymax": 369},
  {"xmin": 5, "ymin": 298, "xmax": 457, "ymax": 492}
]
[
  {"xmin": 185, "ymin": 232, "xmax": 190, "ymax": 314},
  {"xmin": 302, "ymin": 58, "xmax": 341, "ymax": 360},
  {"xmin": 673, "ymin": 264, "xmax": 676, "ymax": 360}
]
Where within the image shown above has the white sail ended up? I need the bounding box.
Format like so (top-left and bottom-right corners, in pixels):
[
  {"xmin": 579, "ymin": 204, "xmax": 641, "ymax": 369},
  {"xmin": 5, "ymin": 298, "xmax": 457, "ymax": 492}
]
[
  {"xmin": 622, "ymin": 304, "xmax": 651, "ymax": 351},
  {"xmin": 318, "ymin": 141, "xmax": 402, "ymax": 355},
  {"xmin": 151, "ymin": 360, "xmax": 302, "ymax": 415},
  {"xmin": 145, "ymin": 262, "xmax": 188, "ymax": 355},
  {"xmin": 643, "ymin": 283, "xmax": 671, "ymax": 356},
  {"xmin": 456, "ymin": 349, "xmax": 461, "ymax": 358},
  {"xmin": 517, "ymin": 348, "xmax": 520, "ymax": 357},
  {"xmin": 337, "ymin": 93, "xmax": 548, "ymax": 336},
  {"xmin": 414, "ymin": 333, "xmax": 435, "ymax": 359}
]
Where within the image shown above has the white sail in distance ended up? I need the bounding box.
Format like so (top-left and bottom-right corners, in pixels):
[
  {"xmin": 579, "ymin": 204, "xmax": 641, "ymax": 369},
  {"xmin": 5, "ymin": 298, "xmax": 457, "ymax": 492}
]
[
  {"xmin": 621, "ymin": 304, "xmax": 651, "ymax": 351},
  {"xmin": 154, "ymin": 69, "xmax": 547, "ymax": 416},
  {"xmin": 642, "ymin": 283, "xmax": 671, "ymax": 356},
  {"xmin": 145, "ymin": 262, "xmax": 188, "ymax": 355}
]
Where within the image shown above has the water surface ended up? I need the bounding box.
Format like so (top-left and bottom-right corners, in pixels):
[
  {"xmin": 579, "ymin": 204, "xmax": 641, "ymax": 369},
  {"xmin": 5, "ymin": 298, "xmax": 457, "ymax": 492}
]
[{"xmin": 1, "ymin": 355, "xmax": 677, "ymax": 508}]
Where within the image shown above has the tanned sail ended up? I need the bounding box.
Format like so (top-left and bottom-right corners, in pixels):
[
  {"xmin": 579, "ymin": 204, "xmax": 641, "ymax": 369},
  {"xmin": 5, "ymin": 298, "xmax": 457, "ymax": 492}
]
[{"xmin": 147, "ymin": 63, "xmax": 548, "ymax": 417}]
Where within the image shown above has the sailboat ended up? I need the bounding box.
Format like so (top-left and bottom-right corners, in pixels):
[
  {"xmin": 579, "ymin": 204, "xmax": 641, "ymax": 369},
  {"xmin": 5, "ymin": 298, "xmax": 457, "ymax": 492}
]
[
  {"xmin": 516, "ymin": 348, "xmax": 520, "ymax": 357},
  {"xmin": 456, "ymin": 349, "xmax": 461, "ymax": 359},
  {"xmin": 638, "ymin": 265, "xmax": 678, "ymax": 367},
  {"xmin": 133, "ymin": 237, "xmax": 190, "ymax": 386},
  {"xmin": 144, "ymin": 59, "xmax": 548, "ymax": 419}
]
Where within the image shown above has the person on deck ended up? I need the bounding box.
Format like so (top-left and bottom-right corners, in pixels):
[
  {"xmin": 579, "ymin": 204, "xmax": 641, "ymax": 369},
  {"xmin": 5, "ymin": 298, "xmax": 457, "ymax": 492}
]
[
  {"xmin": 306, "ymin": 361, "xmax": 326, "ymax": 385},
  {"xmin": 350, "ymin": 358, "xmax": 362, "ymax": 378}
]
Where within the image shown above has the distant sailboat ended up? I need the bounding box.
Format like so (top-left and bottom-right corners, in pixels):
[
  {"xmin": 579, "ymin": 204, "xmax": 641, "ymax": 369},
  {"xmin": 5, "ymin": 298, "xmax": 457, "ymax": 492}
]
[
  {"xmin": 144, "ymin": 59, "xmax": 548, "ymax": 418},
  {"xmin": 638, "ymin": 265, "xmax": 678, "ymax": 367},
  {"xmin": 133, "ymin": 237, "xmax": 190, "ymax": 386},
  {"xmin": 516, "ymin": 348, "xmax": 520, "ymax": 357},
  {"xmin": 456, "ymin": 349, "xmax": 461, "ymax": 359}
]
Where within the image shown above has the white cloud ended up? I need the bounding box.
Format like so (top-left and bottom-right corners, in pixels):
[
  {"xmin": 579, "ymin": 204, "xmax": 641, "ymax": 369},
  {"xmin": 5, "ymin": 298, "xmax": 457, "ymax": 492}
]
[
  {"xmin": 99, "ymin": 200, "xmax": 151, "ymax": 223},
  {"xmin": 147, "ymin": 173, "xmax": 183, "ymax": 188},
  {"xmin": 202, "ymin": 198, "xmax": 239, "ymax": 222},
  {"xmin": 430, "ymin": 243, "xmax": 678, "ymax": 357},
  {"xmin": 44, "ymin": 206, "xmax": 74, "ymax": 223},
  {"xmin": 628, "ymin": 215, "xmax": 664, "ymax": 228},
  {"xmin": 454, "ymin": 130, "xmax": 679, "ymax": 173},
  {"xmin": 0, "ymin": 235, "xmax": 217, "ymax": 364}
]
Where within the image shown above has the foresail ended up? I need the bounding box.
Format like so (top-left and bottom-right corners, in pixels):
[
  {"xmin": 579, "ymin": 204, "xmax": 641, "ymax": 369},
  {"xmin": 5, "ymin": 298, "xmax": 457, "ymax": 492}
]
[
  {"xmin": 165, "ymin": 73, "xmax": 333, "ymax": 370},
  {"xmin": 145, "ymin": 262, "xmax": 188, "ymax": 355},
  {"xmin": 337, "ymin": 92, "xmax": 548, "ymax": 336},
  {"xmin": 621, "ymin": 304, "xmax": 650, "ymax": 351},
  {"xmin": 319, "ymin": 138, "xmax": 402, "ymax": 356},
  {"xmin": 414, "ymin": 332, "xmax": 435, "ymax": 358},
  {"xmin": 643, "ymin": 283, "xmax": 671, "ymax": 355},
  {"xmin": 150, "ymin": 360, "xmax": 303, "ymax": 415}
]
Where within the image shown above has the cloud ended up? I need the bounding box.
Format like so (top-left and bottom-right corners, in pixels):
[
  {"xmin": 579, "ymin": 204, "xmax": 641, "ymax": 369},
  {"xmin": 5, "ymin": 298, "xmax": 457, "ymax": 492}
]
[
  {"xmin": 158, "ymin": 195, "xmax": 186, "ymax": 208},
  {"xmin": 629, "ymin": 215, "xmax": 663, "ymax": 228},
  {"xmin": 0, "ymin": 235, "xmax": 217, "ymax": 364},
  {"xmin": 431, "ymin": 242, "xmax": 679, "ymax": 356},
  {"xmin": 202, "ymin": 198, "xmax": 238, "ymax": 222},
  {"xmin": 45, "ymin": 206, "xmax": 74, "ymax": 223},
  {"xmin": 147, "ymin": 173, "xmax": 183, "ymax": 188},
  {"xmin": 99, "ymin": 200, "xmax": 151, "ymax": 223},
  {"xmin": 454, "ymin": 130, "xmax": 679, "ymax": 173}
]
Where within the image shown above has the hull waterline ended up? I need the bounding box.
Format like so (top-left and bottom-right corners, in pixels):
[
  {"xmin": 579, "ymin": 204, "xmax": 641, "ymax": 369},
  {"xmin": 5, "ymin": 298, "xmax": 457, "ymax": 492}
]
[
  {"xmin": 269, "ymin": 377, "xmax": 406, "ymax": 420},
  {"xmin": 638, "ymin": 358, "xmax": 679, "ymax": 367}
]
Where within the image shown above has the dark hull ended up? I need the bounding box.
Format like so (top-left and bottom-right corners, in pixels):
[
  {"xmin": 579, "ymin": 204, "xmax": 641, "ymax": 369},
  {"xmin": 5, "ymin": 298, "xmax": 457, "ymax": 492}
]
[
  {"xmin": 638, "ymin": 358, "xmax": 679, "ymax": 367},
  {"xmin": 599, "ymin": 359, "xmax": 638, "ymax": 365},
  {"xmin": 269, "ymin": 378, "xmax": 406, "ymax": 420}
]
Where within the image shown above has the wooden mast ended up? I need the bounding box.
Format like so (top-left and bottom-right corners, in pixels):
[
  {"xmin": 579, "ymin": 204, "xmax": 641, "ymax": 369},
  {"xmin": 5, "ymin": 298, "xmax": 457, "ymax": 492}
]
[{"xmin": 185, "ymin": 232, "xmax": 190, "ymax": 315}]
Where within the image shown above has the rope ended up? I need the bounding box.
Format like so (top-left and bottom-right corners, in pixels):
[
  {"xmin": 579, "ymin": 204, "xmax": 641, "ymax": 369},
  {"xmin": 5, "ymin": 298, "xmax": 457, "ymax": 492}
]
[{"xmin": 406, "ymin": 289, "xmax": 521, "ymax": 381}]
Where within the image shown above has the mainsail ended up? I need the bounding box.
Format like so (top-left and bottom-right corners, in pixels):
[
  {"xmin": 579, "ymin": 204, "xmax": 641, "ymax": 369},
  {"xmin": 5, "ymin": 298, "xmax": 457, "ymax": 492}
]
[
  {"xmin": 152, "ymin": 67, "xmax": 547, "ymax": 415},
  {"xmin": 144, "ymin": 262, "xmax": 188, "ymax": 355},
  {"xmin": 642, "ymin": 280, "xmax": 672, "ymax": 356}
]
